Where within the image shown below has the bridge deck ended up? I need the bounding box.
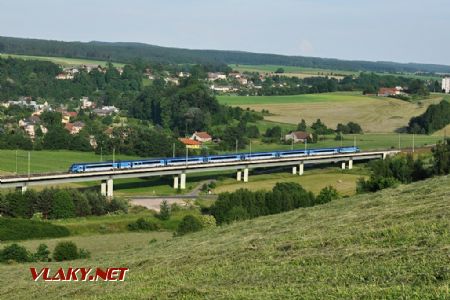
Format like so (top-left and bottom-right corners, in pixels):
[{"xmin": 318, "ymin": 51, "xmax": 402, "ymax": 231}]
[{"xmin": 0, "ymin": 151, "xmax": 398, "ymax": 188}]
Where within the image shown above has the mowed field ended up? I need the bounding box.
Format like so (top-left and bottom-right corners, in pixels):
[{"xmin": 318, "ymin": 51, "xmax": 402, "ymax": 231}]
[
  {"xmin": 229, "ymin": 64, "xmax": 441, "ymax": 81},
  {"xmin": 0, "ymin": 53, "xmax": 124, "ymax": 67},
  {"xmin": 219, "ymin": 92, "xmax": 445, "ymax": 133},
  {"xmin": 0, "ymin": 176, "xmax": 448, "ymax": 299}
]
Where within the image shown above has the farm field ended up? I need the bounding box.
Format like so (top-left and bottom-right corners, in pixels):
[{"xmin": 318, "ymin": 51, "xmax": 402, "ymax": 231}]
[
  {"xmin": 0, "ymin": 53, "xmax": 124, "ymax": 67},
  {"xmin": 219, "ymin": 92, "xmax": 445, "ymax": 133},
  {"xmin": 0, "ymin": 150, "xmax": 138, "ymax": 175},
  {"xmin": 0, "ymin": 175, "xmax": 448, "ymax": 299},
  {"xmin": 213, "ymin": 167, "xmax": 366, "ymax": 196},
  {"xmin": 238, "ymin": 133, "xmax": 444, "ymax": 153},
  {"xmin": 229, "ymin": 64, "xmax": 442, "ymax": 81}
]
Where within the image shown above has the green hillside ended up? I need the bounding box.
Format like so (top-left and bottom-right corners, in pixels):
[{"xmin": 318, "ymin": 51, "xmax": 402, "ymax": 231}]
[{"xmin": 0, "ymin": 175, "xmax": 449, "ymax": 298}]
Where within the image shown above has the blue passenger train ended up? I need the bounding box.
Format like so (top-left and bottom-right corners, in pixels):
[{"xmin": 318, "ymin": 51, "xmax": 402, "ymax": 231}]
[{"xmin": 69, "ymin": 146, "xmax": 360, "ymax": 173}]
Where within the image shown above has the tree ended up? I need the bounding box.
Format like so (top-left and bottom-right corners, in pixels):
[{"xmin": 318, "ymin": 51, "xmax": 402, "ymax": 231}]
[
  {"xmin": 158, "ymin": 200, "xmax": 171, "ymax": 220},
  {"xmin": 297, "ymin": 119, "xmax": 307, "ymax": 131},
  {"xmin": 50, "ymin": 190, "xmax": 75, "ymax": 219},
  {"xmin": 432, "ymin": 139, "xmax": 450, "ymax": 175},
  {"xmin": 274, "ymin": 68, "xmax": 285, "ymax": 74},
  {"xmin": 316, "ymin": 186, "xmax": 339, "ymax": 204}
]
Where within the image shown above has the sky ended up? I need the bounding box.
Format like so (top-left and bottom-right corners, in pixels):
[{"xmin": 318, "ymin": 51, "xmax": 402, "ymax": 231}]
[{"xmin": 1, "ymin": 0, "xmax": 449, "ymax": 65}]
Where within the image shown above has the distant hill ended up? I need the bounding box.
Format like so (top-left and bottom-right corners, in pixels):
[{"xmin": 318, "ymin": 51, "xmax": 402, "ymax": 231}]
[{"xmin": 1, "ymin": 36, "xmax": 450, "ymax": 73}]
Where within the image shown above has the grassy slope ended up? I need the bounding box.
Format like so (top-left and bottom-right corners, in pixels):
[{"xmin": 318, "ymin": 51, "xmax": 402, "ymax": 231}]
[
  {"xmin": 0, "ymin": 176, "xmax": 448, "ymax": 299},
  {"xmin": 0, "ymin": 53, "xmax": 124, "ymax": 67},
  {"xmin": 0, "ymin": 150, "xmax": 139, "ymax": 175},
  {"xmin": 218, "ymin": 92, "xmax": 445, "ymax": 133}
]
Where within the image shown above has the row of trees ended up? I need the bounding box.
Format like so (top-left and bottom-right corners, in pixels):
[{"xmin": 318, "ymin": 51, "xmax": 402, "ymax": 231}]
[
  {"xmin": 408, "ymin": 100, "xmax": 450, "ymax": 134},
  {"xmin": 358, "ymin": 139, "xmax": 450, "ymax": 193},
  {"xmin": 0, "ymin": 188, "xmax": 128, "ymax": 219},
  {"xmin": 210, "ymin": 182, "xmax": 339, "ymax": 225}
]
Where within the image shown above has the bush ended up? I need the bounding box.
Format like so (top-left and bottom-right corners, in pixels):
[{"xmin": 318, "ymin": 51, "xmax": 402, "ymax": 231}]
[
  {"xmin": 53, "ymin": 241, "xmax": 79, "ymax": 262},
  {"xmin": 316, "ymin": 186, "xmax": 340, "ymax": 204},
  {"xmin": 0, "ymin": 218, "xmax": 70, "ymax": 241},
  {"xmin": 33, "ymin": 244, "xmax": 51, "ymax": 262},
  {"xmin": 157, "ymin": 200, "xmax": 171, "ymax": 220},
  {"xmin": 107, "ymin": 197, "xmax": 129, "ymax": 214},
  {"xmin": 198, "ymin": 215, "xmax": 217, "ymax": 228},
  {"xmin": 50, "ymin": 190, "xmax": 75, "ymax": 219},
  {"xmin": 128, "ymin": 218, "xmax": 160, "ymax": 231},
  {"xmin": 0, "ymin": 243, "xmax": 31, "ymax": 263},
  {"xmin": 176, "ymin": 215, "xmax": 203, "ymax": 236}
]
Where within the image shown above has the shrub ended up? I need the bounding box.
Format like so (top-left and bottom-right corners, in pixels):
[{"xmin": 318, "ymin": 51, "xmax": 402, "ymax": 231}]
[
  {"xmin": 33, "ymin": 244, "xmax": 51, "ymax": 262},
  {"xmin": 176, "ymin": 215, "xmax": 203, "ymax": 236},
  {"xmin": 157, "ymin": 200, "xmax": 171, "ymax": 220},
  {"xmin": 78, "ymin": 248, "xmax": 91, "ymax": 259},
  {"xmin": 0, "ymin": 243, "xmax": 31, "ymax": 263},
  {"xmin": 0, "ymin": 218, "xmax": 70, "ymax": 241},
  {"xmin": 316, "ymin": 186, "xmax": 340, "ymax": 205},
  {"xmin": 128, "ymin": 218, "xmax": 160, "ymax": 231},
  {"xmin": 53, "ymin": 241, "xmax": 79, "ymax": 262},
  {"xmin": 107, "ymin": 197, "xmax": 129, "ymax": 214},
  {"xmin": 50, "ymin": 190, "xmax": 75, "ymax": 219},
  {"xmin": 198, "ymin": 215, "xmax": 217, "ymax": 229}
]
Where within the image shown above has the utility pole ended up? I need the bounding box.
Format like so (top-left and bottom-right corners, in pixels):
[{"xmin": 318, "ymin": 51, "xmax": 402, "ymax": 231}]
[
  {"xmin": 353, "ymin": 136, "xmax": 356, "ymax": 148},
  {"xmin": 173, "ymin": 143, "xmax": 175, "ymax": 158},
  {"xmin": 15, "ymin": 150, "xmax": 18, "ymax": 175},
  {"xmin": 27, "ymin": 151, "xmax": 30, "ymax": 178},
  {"xmin": 235, "ymin": 139, "xmax": 238, "ymax": 154},
  {"xmin": 113, "ymin": 147, "xmax": 115, "ymax": 169},
  {"xmin": 100, "ymin": 147, "xmax": 103, "ymax": 162},
  {"xmin": 249, "ymin": 140, "xmax": 252, "ymax": 156},
  {"xmin": 412, "ymin": 134, "xmax": 415, "ymax": 153},
  {"xmin": 305, "ymin": 139, "xmax": 307, "ymax": 152},
  {"xmin": 398, "ymin": 134, "xmax": 401, "ymax": 151},
  {"xmin": 340, "ymin": 134, "xmax": 343, "ymax": 148},
  {"xmin": 291, "ymin": 138, "xmax": 294, "ymax": 150},
  {"xmin": 185, "ymin": 147, "xmax": 188, "ymax": 166}
]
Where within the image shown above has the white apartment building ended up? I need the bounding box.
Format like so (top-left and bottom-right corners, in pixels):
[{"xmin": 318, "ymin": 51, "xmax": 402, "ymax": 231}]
[{"xmin": 442, "ymin": 77, "xmax": 450, "ymax": 93}]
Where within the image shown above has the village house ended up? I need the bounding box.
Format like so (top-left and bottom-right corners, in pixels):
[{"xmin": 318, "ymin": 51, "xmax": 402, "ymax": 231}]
[
  {"xmin": 210, "ymin": 85, "xmax": 236, "ymax": 92},
  {"xmin": 228, "ymin": 72, "xmax": 241, "ymax": 79},
  {"xmin": 178, "ymin": 72, "xmax": 190, "ymax": 78},
  {"xmin": 93, "ymin": 106, "xmax": 119, "ymax": 116},
  {"xmin": 178, "ymin": 138, "xmax": 202, "ymax": 149},
  {"xmin": 65, "ymin": 121, "xmax": 85, "ymax": 135},
  {"xmin": 191, "ymin": 131, "xmax": 212, "ymax": 142},
  {"xmin": 80, "ymin": 97, "xmax": 94, "ymax": 109},
  {"xmin": 55, "ymin": 73, "xmax": 74, "ymax": 80},
  {"xmin": 18, "ymin": 116, "xmax": 47, "ymax": 139},
  {"xmin": 285, "ymin": 131, "xmax": 312, "ymax": 143},
  {"xmin": 165, "ymin": 77, "xmax": 179, "ymax": 85},
  {"xmin": 377, "ymin": 86, "xmax": 404, "ymax": 97},
  {"xmin": 207, "ymin": 72, "xmax": 227, "ymax": 81},
  {"xmin": 238, "ymin": 77, "xmax": 248, "ymax": 85}
]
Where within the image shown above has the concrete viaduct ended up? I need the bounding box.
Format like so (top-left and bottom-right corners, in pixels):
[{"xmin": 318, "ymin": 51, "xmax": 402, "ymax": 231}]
[{"xmin": 0, "ymin": 150, "xmax": 398, "ymax": 197}]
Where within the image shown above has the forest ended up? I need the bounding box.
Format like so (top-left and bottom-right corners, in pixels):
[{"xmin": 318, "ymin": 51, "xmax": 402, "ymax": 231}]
[{"xmin": 2, "ymin": 35, "xmax": 450, "ymax": 73}]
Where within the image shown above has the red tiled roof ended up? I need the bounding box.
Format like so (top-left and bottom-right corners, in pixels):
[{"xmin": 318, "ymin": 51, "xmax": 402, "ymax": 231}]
[
  {"xmin": 193, "ymin": 131, "xmax": 211, "ymax": 139},
  {"xmin": 178, "ymin": 138, "xmax": 202, "ymax": 146},
  {"xmin": 291, "ymin": 131, "xmax": 310, "ymax": 139}
]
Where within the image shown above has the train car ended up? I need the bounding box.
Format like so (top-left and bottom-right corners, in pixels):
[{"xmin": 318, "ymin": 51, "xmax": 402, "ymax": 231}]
[
  {"xmin": 206, "ymin": 154, "xmax": 241, "ymax": 163},
  {"xmin": 278, "ymin": 150, "xmax": 308, "ymax": 158},
  {"xmin": 69, "ymin": 161, "xmax": 118, "ymax": 173},
  {"xmin": 165, "ymin": 156, "xmax": 204, "ymax": 166},
  {"xmin": 308, "ymin": 147, "xmax": 340, "ymax": 156},
  {"xmin": 131, "ymin": 159, "xmax": 165, "ymax": 169},
  {"xmin": 338, "ymin": 146, "xmax": 360, "ymax": 153},
  {"xmin": 242, "ymin": 151, "xmax": 277, "ymax": 161}
]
